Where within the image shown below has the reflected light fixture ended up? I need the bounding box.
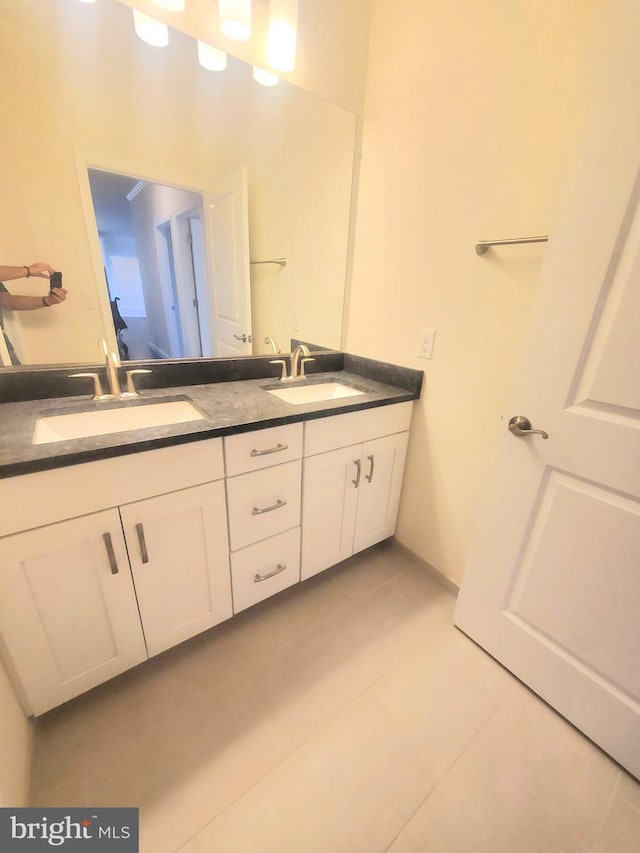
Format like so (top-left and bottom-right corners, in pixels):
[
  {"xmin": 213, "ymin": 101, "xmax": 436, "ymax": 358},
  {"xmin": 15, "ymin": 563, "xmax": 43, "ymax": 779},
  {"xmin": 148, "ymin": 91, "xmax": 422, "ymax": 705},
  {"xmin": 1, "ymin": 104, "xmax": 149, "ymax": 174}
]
[
  {"xmin": 219, "ymin": 0, "xmax": 251, "ymax": 42},
  {"xmin": 153, "ymin": 0, "xmax": 185, "ymax": 10},
  {"xmin": 133, "ymin": 10, "xmax": 169, "ymax": 47},
  {"xmin": 267, "ymin": 0, "xmax": 297, "ymax": 72},
  {"xmin": 197, "ymin": 42, "xmax": 228, "ymax": 71},
  {"xmin": 253, "ymin": 66, "xmax": 279, "ymax": 87},
  {"xmin": 76, "ymin": 0, "xmax": 97, "ymax": 4}
]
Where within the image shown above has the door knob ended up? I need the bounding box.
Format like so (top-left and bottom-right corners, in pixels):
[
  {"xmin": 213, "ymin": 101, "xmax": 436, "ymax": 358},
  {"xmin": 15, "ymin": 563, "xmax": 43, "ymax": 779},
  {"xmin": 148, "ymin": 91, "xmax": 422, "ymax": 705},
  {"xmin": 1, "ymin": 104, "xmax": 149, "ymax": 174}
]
[{"xmin": 508, "ymin": 415, "xmax": 549, "ymax": 439}]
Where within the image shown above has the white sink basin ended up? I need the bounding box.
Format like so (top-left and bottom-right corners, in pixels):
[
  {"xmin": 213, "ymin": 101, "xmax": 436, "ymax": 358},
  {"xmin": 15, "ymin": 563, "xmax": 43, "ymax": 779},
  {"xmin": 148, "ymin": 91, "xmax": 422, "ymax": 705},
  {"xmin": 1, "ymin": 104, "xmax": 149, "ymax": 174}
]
[
  {"xmin": 33, "ymin": 399, "xmax": 205, "ymax": 445},
  {"xmin": 266, "ymin": 381, "xmax": 366, "ymax": 405}
]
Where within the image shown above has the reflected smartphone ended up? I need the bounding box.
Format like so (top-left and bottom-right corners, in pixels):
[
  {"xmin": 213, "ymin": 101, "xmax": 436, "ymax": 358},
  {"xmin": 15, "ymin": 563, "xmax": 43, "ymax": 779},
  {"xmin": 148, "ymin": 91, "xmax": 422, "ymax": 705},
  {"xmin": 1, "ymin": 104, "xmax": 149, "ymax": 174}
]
[{"xmin": 50, "ymin": 271, "xmax": 63, "ymax": 290}]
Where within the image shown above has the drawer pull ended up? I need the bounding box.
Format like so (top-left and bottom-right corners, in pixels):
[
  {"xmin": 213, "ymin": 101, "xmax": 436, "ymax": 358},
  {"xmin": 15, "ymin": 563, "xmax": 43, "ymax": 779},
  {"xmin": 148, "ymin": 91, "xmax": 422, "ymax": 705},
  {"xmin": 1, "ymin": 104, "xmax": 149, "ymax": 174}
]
[
  {"xmin": 250, "ymin": 443, "xmax": 288, "ymax": 457},
  {"xmin": 352, "ymin": 458, "xmax": 361, "ymax": 488},
  {"xmin": 102, "ymin": 532, "xmax": 119, "ymax": 575},
  {"xmin": 254, "ymin": 563, "xmax": 287, "ymax": 583},
  {"xmin": 136, "ymin": 523, "xmax": 149, "ymax": 564},
  {"xmin": 252, "ymin": 498, "xmax": 287, "ymax": 516},
  {"xmin": 365, "ymin": 454, "xmax": 375, "ymax": 483}
]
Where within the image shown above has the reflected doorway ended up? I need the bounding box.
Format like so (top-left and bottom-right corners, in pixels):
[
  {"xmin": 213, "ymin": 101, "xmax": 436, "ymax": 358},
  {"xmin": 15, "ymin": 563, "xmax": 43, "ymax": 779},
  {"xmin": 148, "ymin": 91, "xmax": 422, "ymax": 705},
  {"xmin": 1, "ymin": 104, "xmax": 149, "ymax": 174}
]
[{"xmin": 88, "ymin": 169, "xmax": 211, "ymax": 360}]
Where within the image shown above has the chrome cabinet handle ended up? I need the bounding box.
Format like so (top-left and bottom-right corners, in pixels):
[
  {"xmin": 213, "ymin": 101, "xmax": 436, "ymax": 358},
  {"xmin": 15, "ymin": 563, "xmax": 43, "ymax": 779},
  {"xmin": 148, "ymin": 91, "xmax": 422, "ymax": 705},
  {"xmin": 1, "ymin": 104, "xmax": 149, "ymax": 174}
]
[
  {"xmin": 352, "ymin": 458, "xmax": 361, "ymax": 488},
  {"xmin": 250, "ymin": 443, "xmax": 288, "ymax": 457},
  {"xmin": 252, "ymin": 499, "xmax": 287, "ymax": 516},
  {"xmin": 136, "ymin": 522, "xmax": 149, "ymax": 563},
  {"xmin": 365, "ymin": 454, "xmax": 375, "ymax": 483},
  {"xmin": 508, "ymin": 415, "xmax": 549, "ymax": 440},
  {"xmin": 102, "ymin": 532, "xmax": 119, "ymax": 575},
  {"xmin": 254, "ymin": 563, "xmax": 287, "ymax": 583}
]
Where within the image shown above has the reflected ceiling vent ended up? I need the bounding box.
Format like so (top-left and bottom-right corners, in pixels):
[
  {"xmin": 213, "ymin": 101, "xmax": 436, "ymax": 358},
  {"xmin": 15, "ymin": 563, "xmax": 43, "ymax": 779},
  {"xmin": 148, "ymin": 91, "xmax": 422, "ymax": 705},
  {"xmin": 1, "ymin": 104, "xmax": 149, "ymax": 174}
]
[{"xmin": 219, "ymin": 0, "xmax": 252, "ymax": 42}]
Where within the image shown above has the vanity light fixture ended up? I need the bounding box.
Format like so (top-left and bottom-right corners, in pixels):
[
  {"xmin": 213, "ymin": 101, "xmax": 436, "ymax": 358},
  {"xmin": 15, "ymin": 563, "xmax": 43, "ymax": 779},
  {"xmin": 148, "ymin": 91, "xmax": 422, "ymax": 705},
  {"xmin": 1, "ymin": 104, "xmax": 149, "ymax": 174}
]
[
  {"xmin": 197, "ymin": 41, "xmax": 228, "ymax": 71},
  {"xmin": 253, "ymin": 66, "xmax": 279, "ymax": 87},
  {"xmin": 76, "ymin": 0, "xmax": 97, "ymax": 3},
  {"xmin": 133, "ymin": 10, "xmax": 169, "ymax": 47},
  {"xmin": 152, "ymin": 0, "xmax": 185, "ymax": 10},
  {"xmin": 219, "ymin": 0, "xmax": 251, "ymax": 42},
  {"xmin": 266, "ymin": 0, "xmax": 297, "ymax": 71}
]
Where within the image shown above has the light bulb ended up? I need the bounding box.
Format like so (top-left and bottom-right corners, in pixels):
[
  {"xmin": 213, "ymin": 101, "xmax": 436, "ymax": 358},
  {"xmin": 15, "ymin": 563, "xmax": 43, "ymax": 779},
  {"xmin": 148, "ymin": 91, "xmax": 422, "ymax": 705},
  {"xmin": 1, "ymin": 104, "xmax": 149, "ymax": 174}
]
[
  {"xmin": 253, "ymin": 67, "xmax": 279, "ymax": 87},
  {"xmin": 153, "ymin": 0, "xmax": 185, "ymax": 10},
  {"xmin": 198, "ymin": 42, "xmax": 227, "ymax": 71},
  {"xmin": 133, "ymin": 10, "xmax": 169, "ymax": 47},
  {"xmin": 219, "ymin": 0, "xmax": 251, "ymax": 42},
  {"xmin": 267, "ymin": 0, "xmax": 297, "ymax": 71}
]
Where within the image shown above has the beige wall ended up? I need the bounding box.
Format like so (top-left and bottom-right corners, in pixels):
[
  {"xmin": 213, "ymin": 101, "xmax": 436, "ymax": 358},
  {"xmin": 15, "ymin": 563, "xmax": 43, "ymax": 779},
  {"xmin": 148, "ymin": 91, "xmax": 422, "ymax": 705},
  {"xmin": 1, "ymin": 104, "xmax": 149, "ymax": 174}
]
[{"xmin": 346, "ymin": 0, "xmax": 609, "ymax": 585}]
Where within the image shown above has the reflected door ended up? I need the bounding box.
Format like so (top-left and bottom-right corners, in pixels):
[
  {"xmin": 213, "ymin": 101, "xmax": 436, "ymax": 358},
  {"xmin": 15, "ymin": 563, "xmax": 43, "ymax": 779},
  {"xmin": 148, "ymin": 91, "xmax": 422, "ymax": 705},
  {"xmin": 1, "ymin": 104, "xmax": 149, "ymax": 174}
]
[
  {"xmin": 206, "ymin": 167, "xmax": 252, "ymax": 356},
  {"xmin": 455, "ymin": 94, "xmax": 640, "ymax": 775}
]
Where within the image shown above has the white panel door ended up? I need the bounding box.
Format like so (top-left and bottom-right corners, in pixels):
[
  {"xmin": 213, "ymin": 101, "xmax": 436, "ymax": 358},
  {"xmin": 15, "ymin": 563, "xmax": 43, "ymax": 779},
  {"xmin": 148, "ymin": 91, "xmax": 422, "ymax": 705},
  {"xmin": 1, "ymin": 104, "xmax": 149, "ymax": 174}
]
[
  {"xmin": 0, "ymin": 510, "xmax": 147, "ymax": 715},
  {"xmin": 301, "ymin": 445, "xmax": 360, "ymax": 580},
  {"xmin": 353, "ymin": 432, "xmax": 409, "ymax": 554},
  {"xmin": 121, "ymin": 482, "xmax": 232, "ymax": 658},
  {"xmin": 205, "ymin": 167, "xmax": 252, "ymax": 356},
  {"xmin": 455, "ymin": 42, "xmax": 640, "ymax": 776}
]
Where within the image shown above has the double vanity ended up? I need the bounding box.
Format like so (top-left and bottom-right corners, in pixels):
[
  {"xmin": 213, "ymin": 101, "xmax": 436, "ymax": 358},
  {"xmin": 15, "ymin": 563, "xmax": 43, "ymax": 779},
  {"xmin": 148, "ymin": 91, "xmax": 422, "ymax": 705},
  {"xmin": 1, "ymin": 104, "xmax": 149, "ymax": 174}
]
[{"xmin": 0, "ymin": 352, "xmax": 422, "ymax": 716}]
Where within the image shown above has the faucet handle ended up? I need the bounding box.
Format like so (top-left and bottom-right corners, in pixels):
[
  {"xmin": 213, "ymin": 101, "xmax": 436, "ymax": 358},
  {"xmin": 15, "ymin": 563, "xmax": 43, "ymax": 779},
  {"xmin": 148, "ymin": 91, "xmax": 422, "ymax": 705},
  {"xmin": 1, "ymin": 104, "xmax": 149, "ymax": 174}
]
[
  {"xmin": 123, "ymin": 369, "xmax": 152, "ymax": 397},
  {"xmin": 269, "ymin": 359, "xmax": 289, "ymax": 381},
  {"xmin": 298, "ymin": 357, "xmax": 315, "ymax": 379},
  {"xmin": 69, "ymin": 372, "xmax": 109, "ymax": 400}
]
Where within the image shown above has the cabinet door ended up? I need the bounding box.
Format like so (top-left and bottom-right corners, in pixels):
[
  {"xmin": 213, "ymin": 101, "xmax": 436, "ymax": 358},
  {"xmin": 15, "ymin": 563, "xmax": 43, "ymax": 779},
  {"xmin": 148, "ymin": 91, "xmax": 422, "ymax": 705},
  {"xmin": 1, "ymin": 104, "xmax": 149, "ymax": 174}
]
[
  {"xmin": 301, "ymin": 445, "xmax": 360, "ymax": 580},
  {"xmin": 120, "ymin": 481, "xmax": 232, "ymax": 657},
  {"xmin": 0, "ymin": 510, "xmax": 147, "ymax": 715},
  {"xmin": 353, "ymin": 432, "xmax": 409, "ymax": 554}
]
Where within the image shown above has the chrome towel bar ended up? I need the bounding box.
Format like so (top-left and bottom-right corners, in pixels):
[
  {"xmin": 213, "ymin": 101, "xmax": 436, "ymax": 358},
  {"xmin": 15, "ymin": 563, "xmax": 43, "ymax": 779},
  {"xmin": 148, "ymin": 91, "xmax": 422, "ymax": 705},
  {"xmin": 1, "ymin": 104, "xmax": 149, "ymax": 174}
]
[{"xmin": 475, "ymin": 236, "xmax": 549, "ymax": 255}]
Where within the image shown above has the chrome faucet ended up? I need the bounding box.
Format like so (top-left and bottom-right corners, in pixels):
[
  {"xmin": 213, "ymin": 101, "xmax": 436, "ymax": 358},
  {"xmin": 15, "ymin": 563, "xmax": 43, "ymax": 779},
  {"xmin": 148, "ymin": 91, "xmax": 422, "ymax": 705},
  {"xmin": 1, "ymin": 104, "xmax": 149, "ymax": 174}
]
[
  {"xmin": 70, "ymin": 340, "xmax": 151, "ymax": 400},
  {"xmin": 291, "ymin": 344, "xmax": 313, "ymax": 379},
  {"xmin": 269, "ymin": 344, "xmax": 315, "ymax": 382},
  {"xmin": 264, "ymin": 336, "xmax": 280, "ymax": 354}
]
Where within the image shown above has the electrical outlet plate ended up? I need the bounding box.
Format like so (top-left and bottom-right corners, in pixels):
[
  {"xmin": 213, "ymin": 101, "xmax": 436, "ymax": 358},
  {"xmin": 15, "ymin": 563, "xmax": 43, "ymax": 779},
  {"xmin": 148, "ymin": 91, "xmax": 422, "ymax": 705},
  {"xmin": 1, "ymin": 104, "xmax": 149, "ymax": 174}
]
[{"xmin": 417, "ymin": 328, "xmax": 436, "ymax": 359}]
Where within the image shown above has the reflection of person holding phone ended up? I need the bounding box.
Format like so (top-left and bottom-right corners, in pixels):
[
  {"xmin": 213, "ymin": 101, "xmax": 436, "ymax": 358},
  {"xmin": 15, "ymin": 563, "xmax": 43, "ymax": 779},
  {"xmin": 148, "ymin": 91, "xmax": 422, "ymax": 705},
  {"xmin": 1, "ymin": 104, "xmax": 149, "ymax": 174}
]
[{"xmin": 0, "ymin": 263, "xmax": 68, "ymax": 365}]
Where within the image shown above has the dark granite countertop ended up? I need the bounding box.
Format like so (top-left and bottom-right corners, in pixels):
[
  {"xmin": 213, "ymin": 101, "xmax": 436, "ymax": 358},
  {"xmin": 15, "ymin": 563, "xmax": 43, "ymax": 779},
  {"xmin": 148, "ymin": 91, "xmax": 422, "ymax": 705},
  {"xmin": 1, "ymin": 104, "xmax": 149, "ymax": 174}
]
[{"xmin": 0, "ymin": 362, "xmax": 422, "ymax": 479}]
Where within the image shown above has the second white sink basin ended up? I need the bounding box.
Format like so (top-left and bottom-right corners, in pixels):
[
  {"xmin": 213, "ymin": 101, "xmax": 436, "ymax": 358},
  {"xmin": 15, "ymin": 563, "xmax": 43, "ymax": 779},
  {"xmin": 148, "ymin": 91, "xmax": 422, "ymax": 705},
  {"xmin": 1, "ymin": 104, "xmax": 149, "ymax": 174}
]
[
  {"xmin": 33, "ymin": 399, "xmax": 205, "ymax": 445},
  {"xmin": 266, "ymin": 381, "xmax": 366, "ymax": 405}
]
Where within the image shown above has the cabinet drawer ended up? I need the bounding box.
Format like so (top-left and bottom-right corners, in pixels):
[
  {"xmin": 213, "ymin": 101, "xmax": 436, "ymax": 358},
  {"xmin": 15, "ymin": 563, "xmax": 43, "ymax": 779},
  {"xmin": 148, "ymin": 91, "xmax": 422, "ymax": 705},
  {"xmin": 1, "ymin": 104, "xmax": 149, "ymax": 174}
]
[
  {"xmin": 226, "ymin": 460, "xmax": 301, "ymax": 551},
  {"xmin": 231, "ymin": 527, "xmax": 301, "ymax": 613},
  {"xmin": 304, "ymin": 402, "xmax": 413, "ymax": 456},
  {"xmin": 224, "ymin": 423, "xmax": 303, "ymax": 476}
]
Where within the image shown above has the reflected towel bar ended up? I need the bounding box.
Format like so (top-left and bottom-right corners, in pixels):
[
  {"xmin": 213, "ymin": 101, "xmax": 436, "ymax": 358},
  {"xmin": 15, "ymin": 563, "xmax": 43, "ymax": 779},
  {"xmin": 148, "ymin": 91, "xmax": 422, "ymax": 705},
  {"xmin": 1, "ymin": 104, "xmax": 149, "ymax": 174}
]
[
  {"xmin": 475, "ymin": 236, "xmax": 549, "ymax": 255},
  {"xmin": 250, "ymin": 258, "xmax": 287, "ymax": 268}
]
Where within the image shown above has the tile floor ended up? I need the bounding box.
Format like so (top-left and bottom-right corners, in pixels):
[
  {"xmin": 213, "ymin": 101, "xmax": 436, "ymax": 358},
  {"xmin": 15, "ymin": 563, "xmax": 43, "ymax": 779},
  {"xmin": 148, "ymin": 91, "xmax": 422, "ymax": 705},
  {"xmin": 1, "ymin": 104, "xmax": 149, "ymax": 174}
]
[{"xmin": 30, "ymin": 541, "xmax": 640, "ymax": 852}]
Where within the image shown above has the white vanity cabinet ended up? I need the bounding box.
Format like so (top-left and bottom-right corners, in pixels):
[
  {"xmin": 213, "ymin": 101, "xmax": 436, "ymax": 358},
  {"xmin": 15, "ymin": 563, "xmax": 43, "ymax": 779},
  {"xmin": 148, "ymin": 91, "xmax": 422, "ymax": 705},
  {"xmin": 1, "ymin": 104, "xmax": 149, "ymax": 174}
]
[
  {"xmin": 224, "ymin": 423, "xmax": 303, "ymax": 612},
  {"xmin": 0, "ymin": 440, "xmax": 232, "ymax": 715},
  {"xmin": 0, "ymin": 509, "xmax": 148, "ymax": 716},
  {"xmin": 301, "ymin": 402, "xmax": 411, "ymax": 580}
]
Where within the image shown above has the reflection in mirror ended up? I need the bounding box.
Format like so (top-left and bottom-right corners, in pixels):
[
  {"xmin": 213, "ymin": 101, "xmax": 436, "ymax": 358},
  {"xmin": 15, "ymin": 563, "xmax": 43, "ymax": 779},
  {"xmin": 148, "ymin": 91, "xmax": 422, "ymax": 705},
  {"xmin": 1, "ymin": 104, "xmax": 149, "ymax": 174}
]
[
  {"xmin": 88, "ymin": 167, "xmax": 251, "ymax": 361},
  {"xmin": 0, "ymin": 0, "xmax": 355, "ymax": 368}
]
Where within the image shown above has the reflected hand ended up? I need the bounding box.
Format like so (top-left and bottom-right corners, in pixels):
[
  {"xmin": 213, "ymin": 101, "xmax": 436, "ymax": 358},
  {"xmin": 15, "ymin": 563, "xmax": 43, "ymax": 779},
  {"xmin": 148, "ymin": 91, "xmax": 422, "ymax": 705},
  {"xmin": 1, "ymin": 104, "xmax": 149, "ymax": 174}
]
[
  {"xmin": 27, "ymin": 262, "xmax": 56, "ymax": 278},
  {"xmin": 47, "ymin": 287, "xmax": 68, "ymax": 305}
]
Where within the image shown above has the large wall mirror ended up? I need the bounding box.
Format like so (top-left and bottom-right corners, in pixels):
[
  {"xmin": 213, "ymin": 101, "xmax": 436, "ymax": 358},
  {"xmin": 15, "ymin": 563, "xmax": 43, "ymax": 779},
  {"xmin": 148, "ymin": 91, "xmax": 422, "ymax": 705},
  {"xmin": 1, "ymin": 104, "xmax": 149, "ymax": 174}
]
[{"xmin": 0, "ymin": 0, "xmax": 356, "ymax": 368}]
